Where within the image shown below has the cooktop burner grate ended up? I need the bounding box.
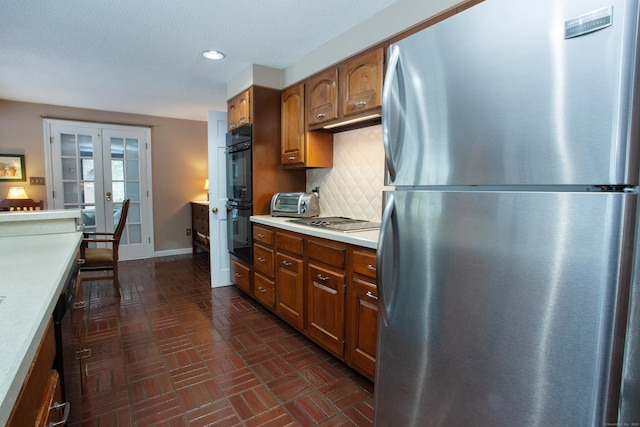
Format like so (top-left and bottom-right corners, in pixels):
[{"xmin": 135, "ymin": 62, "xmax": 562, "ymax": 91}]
[{"xmin": 288, "ymin": 216, "xmax": 380, "ymax": 232}]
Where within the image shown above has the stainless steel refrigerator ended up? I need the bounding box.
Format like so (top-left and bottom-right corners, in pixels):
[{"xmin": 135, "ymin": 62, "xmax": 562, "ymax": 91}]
[{"xmin": 375, "ymin": 0, "xmax": 640, "ymax": 425}]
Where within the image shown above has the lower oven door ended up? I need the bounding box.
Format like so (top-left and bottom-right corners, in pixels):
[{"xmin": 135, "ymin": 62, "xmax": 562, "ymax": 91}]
[{"xmin": 226, "ymin": 201, "xmax": 252, "ymax": 264}]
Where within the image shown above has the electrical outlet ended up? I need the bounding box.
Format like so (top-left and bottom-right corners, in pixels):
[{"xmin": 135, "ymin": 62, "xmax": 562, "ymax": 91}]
[
  {"xmin": 30, "ymin": 176, "xmax": 46, "ymax": 185},
  {"xmin": 186, "ymin": 229, "xmax": 191, "ymax": 236}
]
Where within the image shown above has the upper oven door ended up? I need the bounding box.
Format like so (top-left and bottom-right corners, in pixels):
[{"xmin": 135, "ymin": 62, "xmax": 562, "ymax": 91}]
[{"xmin": 226, "ymin": 126, "xmax": 252, "ymax": 201}]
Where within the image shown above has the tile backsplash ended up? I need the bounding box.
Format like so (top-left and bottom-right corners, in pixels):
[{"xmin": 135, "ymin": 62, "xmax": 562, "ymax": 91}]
[{"xmin": 306, "ymin": 125, "xmax": 386, "ymax": 221}]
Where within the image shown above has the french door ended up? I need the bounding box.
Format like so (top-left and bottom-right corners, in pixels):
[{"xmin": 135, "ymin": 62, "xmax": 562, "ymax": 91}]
[{"xmin": 44, "ymin": 119, "xmax": 154, "ymax": 260}]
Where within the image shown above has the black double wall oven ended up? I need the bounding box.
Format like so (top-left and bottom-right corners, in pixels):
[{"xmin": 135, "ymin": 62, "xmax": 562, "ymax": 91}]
[{"xmin": 226, "ymin": 125, "xmax": 253, "ymax": 264}]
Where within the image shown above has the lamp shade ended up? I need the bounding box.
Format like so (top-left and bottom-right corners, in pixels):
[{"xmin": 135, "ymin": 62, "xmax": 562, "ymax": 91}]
[
  {"xmin": 204, "ymin": 179, "xmax": 209, "ymax": 191},
  {"xmin": 7, "ymin": 187, "xmax": 29, "ymax": 199}
]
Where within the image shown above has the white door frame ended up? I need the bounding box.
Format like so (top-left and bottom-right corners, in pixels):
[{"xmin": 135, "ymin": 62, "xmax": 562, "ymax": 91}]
[
  {"xmin": 43, "ymin": 118, "xmax": 154, "ymax": 260},
  {"xmin": 208, "ymin": 110, "xmax": 230, "ymax": 287}
]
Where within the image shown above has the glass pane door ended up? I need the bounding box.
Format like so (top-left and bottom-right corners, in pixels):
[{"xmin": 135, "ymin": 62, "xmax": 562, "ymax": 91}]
[
  {"xmin": 46, "ymin": 120, "xmax": 153, "ymax": 260},
  {"xmin": 102, "ymin": 129, "xmax": 146, "ymax": 257}
]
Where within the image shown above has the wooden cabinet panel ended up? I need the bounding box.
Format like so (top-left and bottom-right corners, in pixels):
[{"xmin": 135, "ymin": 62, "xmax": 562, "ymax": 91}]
[
  {"xmin": 7, "ymin": 318, "xmax": 58, "ymax": 427},
  {"xmin": 281, "ymin": 84, "xmax": 333, "ymax": 168},
  {"xmin": 227, "ymin": 89, "xmax": 251, "ymax": 131},
  {"xmin": 276, "ymin": 230, "xmax": 304, "ymax": 256},
  {"xmin": 230, "ymin": 258, "xmax": 251, "ymax": 294},
  {"xmin": 276, "ymin": 253, "xmax": 304, "ymax": 329},
  {"xmin": 281, "ymin": 84, "xmax": 305, "ymax": 166},
  {"xmin": 254, "ymin": 273, "xmax": 275, "ymax": 309},
  {"xmin": 352, "ymin": 248, "xmax": 377, "ymax": 279},
  {"xmin": 308, "ymin": 238, "xmax": 346, "ymax": 269},
  {"xmin": 341, "ymin": 48, "xmax": 384, "ymax": 117},
  {"xmin": 307, "ymin": 263, "xmax": 345, "ymax": 357},
  {"xmin": 253, "ymin": 244, "xmax": 274, "ymax": 278},
  {"xmin": 348, "ymin": 277, "xmax": 378, "ymax": 379},
  {"xmin": 307, "ymin": 68, "xmax": 338, "ymax": 126},
  {"xmin": 253, "ymin": 225, "xmax": 275, "ymax": 246},
  {"xmin": 191, "ymin": 202, "xmax": 209, "ymax": 254}
]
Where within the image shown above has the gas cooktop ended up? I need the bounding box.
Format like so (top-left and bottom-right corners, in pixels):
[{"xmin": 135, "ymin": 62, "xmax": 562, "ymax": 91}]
[{"xmin": 288, "ymin": 216, "xmax": 381, "ymax": 232}]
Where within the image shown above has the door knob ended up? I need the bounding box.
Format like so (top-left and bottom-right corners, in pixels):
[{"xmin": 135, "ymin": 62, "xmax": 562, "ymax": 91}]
[
  {"xmin": 212, "ymin": 207, "xmax": 218, "ymax": 214},
  {"xmin": 106, "ymin": 191, "xmax": 112, "ymax": 201}
]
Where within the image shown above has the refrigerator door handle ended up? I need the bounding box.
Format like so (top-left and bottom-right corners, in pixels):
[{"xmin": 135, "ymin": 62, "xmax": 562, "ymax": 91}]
[
  {"xmin": 382, "ymin": 44, "xmax": 401, "ymax": 183},
  {"xmin": 377, "ymin": 193, "xmax": 399, "ymax": 327}
]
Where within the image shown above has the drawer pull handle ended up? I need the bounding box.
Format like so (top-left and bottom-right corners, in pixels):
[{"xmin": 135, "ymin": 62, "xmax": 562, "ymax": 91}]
[
  {"xmin": 281, "ymin": 260, "xmax": 292, "ymax": 266},
  {"xmin": 316, "ymin": 273, "xmax": 330, "ymax": 281},
  {"xmin": 257, "ymin": 286, "xmax": 267, "ymax": 293},
  {"xmin": 75, "ymin": 348, "xmax": 92, "ymax": 360},
  {"xmin": 366, "ymin": 264, "xmax": 376, "ymax": 272},
  {"xmin": 235, "ymin": 273, "xmax": 242, "ymax": 278},
  {"xmin": 287, "ymin": 156, "xmax": 296, "ymax": 160},
  {"xmin": 257, "ymin": 233, "xmax": 265, "ymax": 238},
  {"xmin": 365, "ymin": 291, "xmax": 378, "ymax": 301},
  {"xmin": 49, "ymin": 401, "xmax": 71, "ymax": 427},
  {"xmin": 72, "ymin": 301, "xmax": 87, "ymax": 310},
  {"xmin": 316, "ymin": 113, "xmax": 326, "ymax": 119},
  {"xmin": 354, "ymin": 101, "xmax": 368, "ymax": 109},
  {"xmin": 258, "ymin": 257, "xmax": 266, "ymax": 263}
]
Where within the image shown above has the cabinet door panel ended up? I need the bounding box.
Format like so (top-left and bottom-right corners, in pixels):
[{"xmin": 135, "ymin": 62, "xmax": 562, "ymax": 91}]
[
  {"xmin": 281, "ymin": 84, "xmax": 305, "ymax": 166},
  {"xmin": 349, "ymin": 277, "xmax": 378, "ymax": 378},
  {"xmin": 307, "ymin": 263, "xmax": 345, "ymax": 356},
  {"xmin": 307, "ymin": 68, "xmax": 338, "ymax": 126},
  {"xmin": 342, "ymin": 48, "xmax": 383, "ymax": 117},
  {"xmin": 276, "ymin": 253, "xmax": 304, "ymax": 329}
]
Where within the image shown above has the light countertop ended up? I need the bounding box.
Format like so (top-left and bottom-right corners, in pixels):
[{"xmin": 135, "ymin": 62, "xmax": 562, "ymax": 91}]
[
  {"xmin": 0, "ymin": 212, "xmax": 82, "ymax": 426},
  {"xmin": 251, "ymin": 215, "xmax": 379, "ymax": 249}
]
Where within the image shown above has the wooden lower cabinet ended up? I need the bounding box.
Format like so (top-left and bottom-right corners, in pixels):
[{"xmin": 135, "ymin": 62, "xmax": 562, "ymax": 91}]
[
  {"xmin": 347, "ymin": 247, "xmax": 378, "ymax": 379},
  {"xmin": 253, "ymin": 272, "xmax": 275, "ymax": 309},
  {"xmin": 230, "ymin": 257, "xmax": 251, "ymax": 295},
  {"xmin": 7, "ymin": 317, "xmax": 69, "ymax": 427},
  {"xmin": 348, "ymin": 277, "xmax": 378, "ymax": 378},
  {"xmin": 247, "ymin": 224, "xmax": 378, "ymax": 381},
  {"xmin": 307, "ymin": 263, "xmax": 345, "ymax": 357},
  {"xmin": 275, "ymin": 230, "xmax": 305, "ymax": 329},
  {"xmin": 275, "ymin": 252, "xmax": 304, "ymax": 329}
]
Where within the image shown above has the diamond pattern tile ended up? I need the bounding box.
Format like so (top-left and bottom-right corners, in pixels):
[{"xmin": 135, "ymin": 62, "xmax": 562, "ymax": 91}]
[{"xmin": 307, "ymin": 125, "xmax": 386, "ymax": 221}]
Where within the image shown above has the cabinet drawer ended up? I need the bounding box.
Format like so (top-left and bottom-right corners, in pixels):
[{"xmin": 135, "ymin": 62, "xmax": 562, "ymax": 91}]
[
  {"xmin": 352, "ymin": 248, "xmax": 377, "ymax": 280},
  {"xmin": 308, "ymin": 238, "xmax": 346, "ymax": 269},
  {"xmin": 253, "ymin": 225, "xmax": 275, "ymax": 246},
  {"xmin": 276, "ymin": 231, "xmax": 304, "ymax": 256},
  {"xmin": 254, "ymin": 273, "xmax": 275, "ymax": 309},
  {"xmin": 231, "ymin": 259, "xmax": 251, "ymax": 294},
  {"xmin": 277, "ymin": 252, "xmax": 303, "ymax": 274},
  {"xmin": 253, "ymin": 244, "xmax": 275, "ymax": 277}
]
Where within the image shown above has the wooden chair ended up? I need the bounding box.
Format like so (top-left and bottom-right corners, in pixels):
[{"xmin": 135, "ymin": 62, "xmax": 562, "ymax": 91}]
[
  {"xmin": 0, "ymin": 198, "xmax": 44, "ymax": 211},
  {"xmin": 77, "ymin": 199, "xmax": 130, "ymax": 298}
]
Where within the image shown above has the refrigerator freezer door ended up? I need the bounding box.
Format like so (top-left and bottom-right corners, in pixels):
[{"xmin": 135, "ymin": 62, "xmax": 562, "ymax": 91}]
[
  {"xmin": 374, "ymin": 190, "xmax": 637, "ymax": 426},
  {"xmin": 383, "ymin": 0, "xmax": 639, "ymax": 186}
]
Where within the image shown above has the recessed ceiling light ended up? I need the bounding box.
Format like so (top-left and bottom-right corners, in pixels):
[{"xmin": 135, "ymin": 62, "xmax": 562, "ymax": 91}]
[{"xmin": 202, "ymin": 50, "xmax": 225, "ymax": 60}]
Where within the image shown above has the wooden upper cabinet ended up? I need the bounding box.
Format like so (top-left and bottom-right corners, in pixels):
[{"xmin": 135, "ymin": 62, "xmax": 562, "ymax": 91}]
[
  {"xmin": 341, "ymin": 47, "xmax": 384, "ymax": 117},
  {"xmin": 227, "ymin": 89, "xmax": 251, "ymax": 131},
  {"xmin": 281, "ymin": 84, "xmax": 333, "ymax": 168},
  {"xmin": 281, "ymin": 84, "xmax": 305, "ymax": 166},
  {"xmin": 307, "ymin": 68, "xmax": 338, "ymax": 127},
  {"xmin": 304, "ymin": 47, "xmax": 384, "ymax": 131}
]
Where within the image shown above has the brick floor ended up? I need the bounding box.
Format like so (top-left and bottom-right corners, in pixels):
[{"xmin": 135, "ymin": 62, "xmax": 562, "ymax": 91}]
[{"xmin": 62, "ymin": 253, "xmax": 374, "ymax": 426}]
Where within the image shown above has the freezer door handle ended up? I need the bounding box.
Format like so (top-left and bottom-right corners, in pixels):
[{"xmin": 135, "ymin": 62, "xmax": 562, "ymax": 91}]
[
  {"xmin": 377, "ymin": 193, "xmax": 399, "ymax": 327},
  {"xmin": 382, "ymin": 44, "xmax": 401, "ymax": 183}
]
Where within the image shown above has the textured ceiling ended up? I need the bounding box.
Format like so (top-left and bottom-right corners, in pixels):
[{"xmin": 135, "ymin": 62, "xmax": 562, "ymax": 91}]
[{"xmin": 0, "ymin": 0, "xmax": 397, "ymax": 121}]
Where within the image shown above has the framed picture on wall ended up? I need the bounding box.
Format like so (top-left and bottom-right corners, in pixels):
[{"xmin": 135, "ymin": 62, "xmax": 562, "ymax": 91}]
[{"xmin": 0, "ymin": 154, "xmax": 26, "ymax": 181}]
